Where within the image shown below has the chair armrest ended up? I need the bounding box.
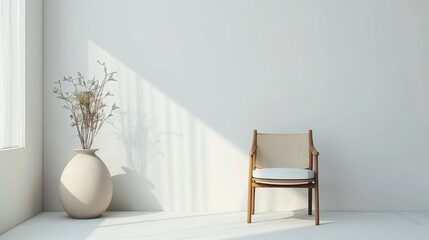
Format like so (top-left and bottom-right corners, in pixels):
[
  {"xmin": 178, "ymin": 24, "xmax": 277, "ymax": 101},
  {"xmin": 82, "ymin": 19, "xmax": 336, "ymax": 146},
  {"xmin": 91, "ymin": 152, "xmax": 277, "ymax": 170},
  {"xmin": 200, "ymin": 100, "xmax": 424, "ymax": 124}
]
[
  {"xmin": 249, "ymin": 144, "xmax": 256, "ymax": 156},
  {"xmin": 310, "ymin": 145, "xmax": 319, "ymax": 156},
  {"xmin": 249, "ymin": 129, "xmax": 257, "ymax": 156}
]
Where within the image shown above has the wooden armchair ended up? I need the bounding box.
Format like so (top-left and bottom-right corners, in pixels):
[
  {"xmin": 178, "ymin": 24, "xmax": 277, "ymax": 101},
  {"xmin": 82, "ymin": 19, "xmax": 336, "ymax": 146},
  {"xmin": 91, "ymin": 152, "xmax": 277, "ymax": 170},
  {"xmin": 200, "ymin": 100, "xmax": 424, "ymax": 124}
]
[{"xmin": 247, "ymin": 129, "xmax": 320, "ymax": 225}]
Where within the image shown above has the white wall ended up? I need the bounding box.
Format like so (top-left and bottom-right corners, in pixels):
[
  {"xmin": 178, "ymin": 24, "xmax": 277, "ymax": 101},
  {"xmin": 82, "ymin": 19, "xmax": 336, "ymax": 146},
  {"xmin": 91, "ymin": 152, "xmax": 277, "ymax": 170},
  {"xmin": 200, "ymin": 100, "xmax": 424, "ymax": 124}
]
[
  {"xmin": 43, "ymin": 0, "xmax": 429, "ymax": 211},
  {"xmin": 0, "ymin": 0, "xmax": 43, "ymax": 233}
]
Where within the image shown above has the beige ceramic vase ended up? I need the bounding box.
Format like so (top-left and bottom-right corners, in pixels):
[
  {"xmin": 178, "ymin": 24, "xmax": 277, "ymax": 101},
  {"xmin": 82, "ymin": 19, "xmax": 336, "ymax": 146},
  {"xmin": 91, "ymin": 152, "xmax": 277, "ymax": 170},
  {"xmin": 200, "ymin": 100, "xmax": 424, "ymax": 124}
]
[{"xmin": 59, "ymin": 149, "xmax": 113, "ymax": 218}]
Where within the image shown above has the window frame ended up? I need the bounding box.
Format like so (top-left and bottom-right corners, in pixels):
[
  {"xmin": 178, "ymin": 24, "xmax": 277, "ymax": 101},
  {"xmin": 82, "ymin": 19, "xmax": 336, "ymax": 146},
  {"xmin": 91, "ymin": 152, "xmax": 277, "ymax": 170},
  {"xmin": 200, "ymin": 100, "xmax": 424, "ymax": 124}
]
[{"xmin": 0, "ymin": 0, "xmax": 25, "ymax": 151}]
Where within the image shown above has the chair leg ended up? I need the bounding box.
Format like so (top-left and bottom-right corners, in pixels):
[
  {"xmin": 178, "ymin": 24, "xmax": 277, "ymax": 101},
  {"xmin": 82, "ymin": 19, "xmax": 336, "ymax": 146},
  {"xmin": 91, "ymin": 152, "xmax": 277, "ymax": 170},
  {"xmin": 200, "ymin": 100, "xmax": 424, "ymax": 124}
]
[
  {"xmin": 251, "ymin": 187, "xmax": 255, "ymax": 215},
  {"xmin": 308, "ymin": 188, "xmax": 312, "ymax": 215},
  {"xmin": 315, "ymin": 183, "xmax": 320, "ymax": 225},
  {"xmin": 247, "ymin": 181, "xmax": 252, "ymax": 223}
]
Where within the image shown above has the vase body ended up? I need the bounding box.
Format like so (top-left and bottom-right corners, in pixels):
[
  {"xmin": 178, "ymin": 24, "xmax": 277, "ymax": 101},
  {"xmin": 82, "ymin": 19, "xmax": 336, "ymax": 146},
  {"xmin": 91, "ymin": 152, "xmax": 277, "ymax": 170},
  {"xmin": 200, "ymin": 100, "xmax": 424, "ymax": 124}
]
[{"xmin": 59, "ymin": 149, "xmax": 113, "ymax": 218}]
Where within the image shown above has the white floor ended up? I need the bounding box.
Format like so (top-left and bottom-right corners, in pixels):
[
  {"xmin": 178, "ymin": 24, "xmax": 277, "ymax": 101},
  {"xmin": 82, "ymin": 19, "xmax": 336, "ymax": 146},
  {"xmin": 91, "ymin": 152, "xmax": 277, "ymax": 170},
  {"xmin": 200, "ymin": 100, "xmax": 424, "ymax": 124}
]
[{"xmin": 1, "ymin": 211, "xmax": 428, "ymax": 240}]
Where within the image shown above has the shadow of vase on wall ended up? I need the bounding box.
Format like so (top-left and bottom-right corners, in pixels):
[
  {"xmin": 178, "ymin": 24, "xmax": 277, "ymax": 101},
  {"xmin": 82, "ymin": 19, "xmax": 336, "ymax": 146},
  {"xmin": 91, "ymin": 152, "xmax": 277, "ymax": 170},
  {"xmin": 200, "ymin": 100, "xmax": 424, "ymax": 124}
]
[
  {"xmin": 107, "ymin": 112, "xmax": 181, "ymax": 211},
  {"xmin": 108, "ymin": 167, "xmax": 163, "ymax": 210}
]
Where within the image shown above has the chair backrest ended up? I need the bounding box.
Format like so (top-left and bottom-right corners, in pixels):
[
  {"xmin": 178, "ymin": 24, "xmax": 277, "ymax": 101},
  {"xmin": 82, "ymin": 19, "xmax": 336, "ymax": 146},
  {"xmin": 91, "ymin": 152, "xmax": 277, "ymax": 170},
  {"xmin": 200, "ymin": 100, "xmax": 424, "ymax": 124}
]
[{"xmin": 255, "ymin": 133, "xmax": 309, "ymax": 168}]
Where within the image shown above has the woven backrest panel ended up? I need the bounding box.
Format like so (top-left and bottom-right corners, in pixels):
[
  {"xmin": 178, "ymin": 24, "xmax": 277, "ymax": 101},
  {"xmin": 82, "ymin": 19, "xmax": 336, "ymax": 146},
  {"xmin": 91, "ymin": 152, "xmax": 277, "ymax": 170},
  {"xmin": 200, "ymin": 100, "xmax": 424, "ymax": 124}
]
[{"xmin": 255, "ymin": 133, "xmax": 309, "ymax": 168}]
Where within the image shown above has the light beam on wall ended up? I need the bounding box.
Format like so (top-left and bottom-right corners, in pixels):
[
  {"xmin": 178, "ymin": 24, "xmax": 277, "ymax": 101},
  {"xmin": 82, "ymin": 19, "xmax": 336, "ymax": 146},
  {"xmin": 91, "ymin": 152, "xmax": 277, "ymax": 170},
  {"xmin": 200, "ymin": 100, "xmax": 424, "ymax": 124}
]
[{"xmin": 87, "ymin": 40, "xmax": 307, "ymax": 212}]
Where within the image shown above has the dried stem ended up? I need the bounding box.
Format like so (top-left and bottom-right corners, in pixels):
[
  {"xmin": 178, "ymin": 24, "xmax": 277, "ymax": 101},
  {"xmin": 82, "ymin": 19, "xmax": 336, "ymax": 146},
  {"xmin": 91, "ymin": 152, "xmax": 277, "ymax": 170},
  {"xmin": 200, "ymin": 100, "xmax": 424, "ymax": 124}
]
[{"xmin": 53, "ymin": 61, "xmax": 119, "ymax": 149}]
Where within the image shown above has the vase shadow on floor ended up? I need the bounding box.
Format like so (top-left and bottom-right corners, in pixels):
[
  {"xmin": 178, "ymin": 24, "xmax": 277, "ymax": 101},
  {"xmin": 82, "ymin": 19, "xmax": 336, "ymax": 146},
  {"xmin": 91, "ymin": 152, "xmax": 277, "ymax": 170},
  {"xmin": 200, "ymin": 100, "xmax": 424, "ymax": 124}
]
[{"xmin": 108, "ymin": 167, "xmax": 163, "ymax": 211}]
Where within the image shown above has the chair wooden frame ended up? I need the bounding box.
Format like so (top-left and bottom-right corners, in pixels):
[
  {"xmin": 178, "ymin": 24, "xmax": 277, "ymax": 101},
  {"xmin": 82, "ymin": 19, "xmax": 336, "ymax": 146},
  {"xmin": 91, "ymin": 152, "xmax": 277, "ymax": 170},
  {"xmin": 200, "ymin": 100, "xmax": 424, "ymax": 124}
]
[{"xmin": 247, "ymin": 129, "xmax": 320, "ymax": 225}]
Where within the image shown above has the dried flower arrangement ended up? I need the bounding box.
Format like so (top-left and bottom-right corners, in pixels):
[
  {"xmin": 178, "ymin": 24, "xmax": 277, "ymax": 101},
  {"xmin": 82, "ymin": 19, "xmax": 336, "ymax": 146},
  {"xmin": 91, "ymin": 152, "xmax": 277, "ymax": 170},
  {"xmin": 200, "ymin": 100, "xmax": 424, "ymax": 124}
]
[{"xmin": 53, "ymin": 61, "xmax": 120, "ymax": 149}]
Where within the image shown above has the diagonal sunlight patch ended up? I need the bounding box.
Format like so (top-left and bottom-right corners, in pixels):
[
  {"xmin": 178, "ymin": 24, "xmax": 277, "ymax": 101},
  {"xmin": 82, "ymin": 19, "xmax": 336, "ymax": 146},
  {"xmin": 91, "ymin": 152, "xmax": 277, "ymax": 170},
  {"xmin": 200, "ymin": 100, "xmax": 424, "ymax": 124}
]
[
  {"xmin": 85, "ymin": 212, "xmax": 330, "ymax": 240},
  {"xmin": 87, "ymin": 40, "xmax": 308, "ymax": 212}
]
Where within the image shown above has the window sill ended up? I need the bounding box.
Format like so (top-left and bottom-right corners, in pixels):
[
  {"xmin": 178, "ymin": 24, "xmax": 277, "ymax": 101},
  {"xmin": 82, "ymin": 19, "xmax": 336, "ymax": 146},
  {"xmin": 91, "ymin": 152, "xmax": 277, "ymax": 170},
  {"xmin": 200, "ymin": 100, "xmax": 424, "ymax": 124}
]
[{"xmin": 0, "ymin": 146, "xmax": 25, "ymax": 152}]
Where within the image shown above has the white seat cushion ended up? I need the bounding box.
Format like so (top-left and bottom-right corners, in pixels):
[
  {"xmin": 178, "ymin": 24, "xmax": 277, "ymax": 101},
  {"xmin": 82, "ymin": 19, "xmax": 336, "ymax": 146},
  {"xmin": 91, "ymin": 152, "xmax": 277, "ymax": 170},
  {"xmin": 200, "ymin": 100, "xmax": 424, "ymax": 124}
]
[{"xmin": 253, "ymin": 168, "xmax": 314, "ymax": 180}]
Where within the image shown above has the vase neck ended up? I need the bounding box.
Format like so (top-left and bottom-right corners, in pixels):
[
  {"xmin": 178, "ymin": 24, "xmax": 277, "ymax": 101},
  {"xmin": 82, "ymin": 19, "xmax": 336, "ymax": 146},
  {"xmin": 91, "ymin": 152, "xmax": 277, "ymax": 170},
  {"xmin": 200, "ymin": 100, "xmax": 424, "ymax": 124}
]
[{"xmin": 73, "ymin": 149, "xmax": 99, "ymax": 155}]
